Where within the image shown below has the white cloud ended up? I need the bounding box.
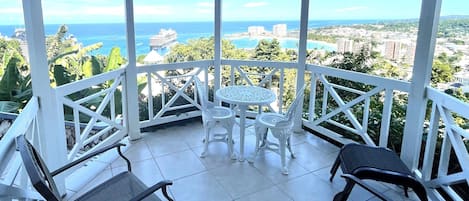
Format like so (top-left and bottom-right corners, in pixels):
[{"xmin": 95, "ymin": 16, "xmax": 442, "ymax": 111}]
[
  {"xmin": 197, "ymin": 8, "xmax": 213, "ymax": 14},
  {"xmin": 43, "ymin": 5, "xmax": 173, "ymax": 17},
  {"xmin": 43, "ymin": 6, "xmax": 124, "ymax": 17},
  {"xmin": 335, "ymin": 6, "xmax": 367, "ymax": 13},
  {"xmin": 197, "ymin": 2, "xmax": 214, "ymax": 8},
  {"xmin": 83, "ymin": 6, "xmax": 125, "ymax": 16},
  {"xmin": 135, "ymin": 5, "xmax": 174, "ymax": 15},
  {"xmin": 0, "ymin": 7, "xmax": 22, "ymax": 14},
  {"xmin": 243, "ymin": 2, "xmax": 268, "ymax": 8}
]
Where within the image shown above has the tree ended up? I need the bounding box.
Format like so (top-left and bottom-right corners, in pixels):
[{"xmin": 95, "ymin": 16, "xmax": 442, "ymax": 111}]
[
  {"xmin": 431, "ymin": 60, "xmax": 454, "ymax": 86},
  {"xmin": 0, "ymin": 38, "xmax": 22, "ymax": 77},
  {"xmin": 253, "ymin": 39, "xmax": 282, "ymax": 61},
  {"xmin": 165, "ymin": 37, "xmax": 248, "ymax": 63}
]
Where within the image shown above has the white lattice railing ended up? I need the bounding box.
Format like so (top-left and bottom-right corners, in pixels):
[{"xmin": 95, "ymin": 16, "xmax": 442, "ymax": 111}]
[
  {"xmin": 421, "ymin": 87, "xmax": 469, "ymax": 200},
  {"xmin": 304, "ymin": 64, "xmax": 411, "ymax": 147},
  {"xmin": 0, "ymin": 97, "xmax": 42, "ymax": 200},
  {"xmin": 222, "ymin": 59, "xmax": 298, "ymax": 117},
  {"xmin": 54, "ymin": 68, "xmax": 127, "ymax": 162},
  {"xmin": 0, "ymin": 59, "xmax": 466, "ymax": 199},
  {"xmin": 137, "ymin": 60, "xmax": 213, "ymax": 128}
]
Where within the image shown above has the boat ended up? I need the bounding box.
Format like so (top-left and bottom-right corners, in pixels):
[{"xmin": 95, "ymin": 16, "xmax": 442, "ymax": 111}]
[{"xmin": 149, "ymin": 29, "xmax": 177, "ymax": 51}]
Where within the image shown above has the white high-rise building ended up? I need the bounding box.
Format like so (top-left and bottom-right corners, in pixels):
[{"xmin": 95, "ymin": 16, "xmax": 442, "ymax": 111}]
[
  {"xmin": 403, "ymin": 41, "xmax": 416, "ymax": 64},
  {"xmin": 248, "ymin": 26, "xmax": 265, "ymax": 37},
  {"xmin": 384, "ymin": 40, "xmax": 401, "ymax": 60},
  {"xmin": 336, "ymin": 38, "xmax": 354, "ymax": 53},
  {"xmin": 273, "ymin": 24, "xmax": 287, "ymax": 37}
]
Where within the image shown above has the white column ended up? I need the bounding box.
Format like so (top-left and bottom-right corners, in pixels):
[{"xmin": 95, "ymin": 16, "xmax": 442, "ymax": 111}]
[
  {"xmin": 214, "ymin": 0, "xmax": 222, "ymax": 97},
  {"xmin": 124, "ymin": 0, "xmax": 141, "ymax": 140},
  {"xmin": 22, "ymin": 0, "xmax": 68, "ymax": 194},
  {"xmin": 293, "ymin": 0, "xmax": 309, "ymax": 132},
  {"xmin": 401, "ymin": 0, "xmax": 442, "ymax": 170}
]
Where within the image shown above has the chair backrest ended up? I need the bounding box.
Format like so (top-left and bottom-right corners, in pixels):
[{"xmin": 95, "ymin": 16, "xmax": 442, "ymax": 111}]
[
  {"xmin": 276, "ymin": 85, "xmax": 306, "ymax": 128},
  {"xmin": 16, "ymin": 135, "xmax": 62, "ymax": 201},
  {"xmin": 194, "ymin": 76, "xmax": 209, "ymax": 111}
]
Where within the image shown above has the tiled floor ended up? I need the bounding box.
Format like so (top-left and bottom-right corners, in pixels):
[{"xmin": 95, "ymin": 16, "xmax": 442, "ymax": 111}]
[{"xmin": 65, "ymin": 120, "xmax": 420, "ymax": 201}]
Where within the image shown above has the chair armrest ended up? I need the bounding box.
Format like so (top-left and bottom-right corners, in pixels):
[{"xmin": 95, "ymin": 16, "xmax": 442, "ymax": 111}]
[
  {"xmin": 341, "ymin": 174, "xmax": 392, "ymax": 201},
  {"xmin": 129, "ymin": 180, "xmax": 174, "ymax": 201},
  {"xmin": 51, "ymin": 143, "xmax": 127, "ymax": 176}
]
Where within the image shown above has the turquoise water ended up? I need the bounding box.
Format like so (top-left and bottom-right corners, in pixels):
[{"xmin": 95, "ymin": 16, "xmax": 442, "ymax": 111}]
[
  {"xmin": 230, "ymin": 37, "xmax": 334, "ymax": 51},
  {"xmin": 0, "ymin": 20, "xmax": 379, "ymax": 56}
]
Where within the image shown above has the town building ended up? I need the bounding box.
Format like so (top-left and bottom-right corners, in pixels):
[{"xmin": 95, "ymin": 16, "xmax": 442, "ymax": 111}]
[
  {"xmin": 384, "ymin": 40, "xmax": 401, "ymax": 60},
  {"xmin": 247, "ymin": 26, "xmax": 265, "ymax": 37},
  {"xmin": 336, "ymin": 38, "xmax": 354, "ymax": 53},
  {"xmin": 273, "ymin": 24, "xmax": 287, "ymax": 37}
]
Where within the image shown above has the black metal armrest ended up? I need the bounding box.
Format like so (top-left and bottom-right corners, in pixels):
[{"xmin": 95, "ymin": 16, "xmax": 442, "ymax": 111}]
[
  {"xmin": 341, "ymin": 174, "xmax": 392, "ymax": 201},
  {"xmin": 129, "ymin": 180, "xmax": 174, "ymax": 201},
  {"xmin": 51, "ymin": 143, "xmax": 128, "ymax": 176}
]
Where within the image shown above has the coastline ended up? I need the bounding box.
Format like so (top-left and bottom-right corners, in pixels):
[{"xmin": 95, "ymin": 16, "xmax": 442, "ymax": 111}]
[{"xmin": 225, "ymin": 35, "xmax": 336, "ymax": 50}]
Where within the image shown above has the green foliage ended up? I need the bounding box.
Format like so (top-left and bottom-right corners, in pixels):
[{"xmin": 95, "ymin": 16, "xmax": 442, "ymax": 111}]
[
  {"xmin": 430, "ymin": 52, "xmax": 461, "ymax": 86},
  {"xmin": 253, "ymin": 39, "xmax": 282, "ymax": 61},
  {"xmin": 0, "ymin": 55, "xmax": 31, "ymax": 112},
  {"xmin": 46, "ymin": 25, "xmax": 74, "ymax": 60},
  {"xmin": 0, "ymin": 101, "xmax": 20, "ymax": 113},
  {"xmin": 307, "ymin": 32, "xmax": 337, "ymax": 43},
  {"xmin": 431, "ymin": 60, "xmax": 454, "ymax": 85},
  {"xmin": 0, "ymin": 38, "xmax": 22, "ymax": 77},
  {"xmin": 165, "ymin": 37, "xmax": 248, "ymax": 63},
  {"xmin": 105, "ymin": 47, "xmax": 123, "ymax": 72},
  {"xmin": 53, "ymin": 64, "xmax": 76, "ymax": 86},
  {"xmin": 137, "ymin": 54, "xmax": 146, "ymax": 64},
  {"xmin": 0, "ymin": 57, "xmax": 22, "ymax": 100}
]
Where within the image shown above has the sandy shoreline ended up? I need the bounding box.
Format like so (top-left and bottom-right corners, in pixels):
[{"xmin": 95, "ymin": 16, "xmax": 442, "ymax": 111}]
[{"xmin": 225, "ymin": 34, "xmax": 336, "ymax": 49}]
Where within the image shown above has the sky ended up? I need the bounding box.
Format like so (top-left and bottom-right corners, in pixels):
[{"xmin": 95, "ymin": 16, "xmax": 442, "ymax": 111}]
[{"xmin": 0, "ymin": 0, "xmax": 468, "ymax": 25}]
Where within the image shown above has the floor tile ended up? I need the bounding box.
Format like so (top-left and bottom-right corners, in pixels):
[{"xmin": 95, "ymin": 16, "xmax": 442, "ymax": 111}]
[
  {"xmin": 249, "ymin": 151, "xmax": 309, "ymax": 184},
  {"xmin": 172, "ymin": 171, "xmax": 232, "ymax": 201},
  {"xmin": 111, "ymin": 139, "xmax": 153, "ymax": 168},
  {"xmin": 145, "ymin": 132, "xmax": 192, "ymax": 157},
  {"xmin": 235, "ymin": 185, "xmax": 293, "ymax": 201},
  {"xmin": 208, "ymin": 162, "xmax": 274, "ymax": 199},
  {"xmin": 69, "ymin": 121, "xmax": 409, "ymax": 201},
  {"xmin": 155, "ymin": 149, "xmax": 206, "ymax": 180},
  {"xmin": 279, "ymin": 172, "xmax": 340, "ymax": 201}
]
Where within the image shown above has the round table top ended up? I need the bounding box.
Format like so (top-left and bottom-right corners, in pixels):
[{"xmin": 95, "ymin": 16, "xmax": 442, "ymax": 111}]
[{"xmin": 216, "ymin": 85, "xmax": 276, "ymax": 105}]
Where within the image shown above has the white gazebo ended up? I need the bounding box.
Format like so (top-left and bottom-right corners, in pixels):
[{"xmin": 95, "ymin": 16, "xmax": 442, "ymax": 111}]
[{"xmin": 143, "ymin": 50, "xmax": 164, "ymax": 64}]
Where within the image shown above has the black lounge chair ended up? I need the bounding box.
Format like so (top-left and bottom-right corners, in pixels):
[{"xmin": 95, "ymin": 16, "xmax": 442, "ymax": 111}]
[
  {"xmin": 330, "ymin": 143, "xmax": 428, "ymax": 201},
  {"xmin": 16, "ymin": 135, "xmax": 174, "ymax": 201}
]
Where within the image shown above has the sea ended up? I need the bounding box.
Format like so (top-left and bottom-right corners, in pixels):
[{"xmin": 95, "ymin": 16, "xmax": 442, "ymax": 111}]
[{"xmin": 0, "ymin": 20, "xmax": 379, "ymax": 56}]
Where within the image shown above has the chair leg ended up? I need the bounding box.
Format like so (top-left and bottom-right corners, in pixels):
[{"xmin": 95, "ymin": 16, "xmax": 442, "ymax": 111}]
[
  {"xmin": 334, "ymin": 179, "xmax": 355, "ymax": 201},
  {"xmin": 223, "ymin": 121, "xmax": 237, "ymax": 160},
  {"xmin": 287, "ymin": 135, "xmax": 295, "ymax": 158},
  {"xmin": 330, "ymin": 155, "xmax": 341, "ymax": 182},
  {"xmin": 200, "ymin": 126, "xmax": 210, "ymax": 158},
  {"xmin": 249, "ymin": 124, "xmax": 266, "ymax": 163},
  {"xmin": 279, "ymin": 135, "xmax": 288, "ymax": 175}
]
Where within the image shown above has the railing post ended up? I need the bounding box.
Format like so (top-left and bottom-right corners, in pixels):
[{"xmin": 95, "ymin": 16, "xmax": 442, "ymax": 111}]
[
  {"xmin": 214, "ymin": 0, "xmax": 222, "ymax": 100},
  {"xmin": 401, "ymin": 0, "xmax": 442, "ymax": 170},
  {"xmin": 124, "ymin": 0, "xmax": 142, "ymax": 140},
  {"xmin": 22, "ymin": 0, "xmax": 67, "ymax": 194},
  {"xmin": 294, "ymin": 0, "xmax": 309, "ymax": 132}
]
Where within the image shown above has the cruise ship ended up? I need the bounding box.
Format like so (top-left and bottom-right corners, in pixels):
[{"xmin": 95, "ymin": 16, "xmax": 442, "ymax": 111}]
[{"xmin": 149, "ymin": 29, "xmax": 177, "ymax": 51}]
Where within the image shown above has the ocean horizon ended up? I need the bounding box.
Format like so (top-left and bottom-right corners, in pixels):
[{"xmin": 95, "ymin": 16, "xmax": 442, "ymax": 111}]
[{"xmin": 0, "ymin": 20, "xmax": 381, "ymax": 56}]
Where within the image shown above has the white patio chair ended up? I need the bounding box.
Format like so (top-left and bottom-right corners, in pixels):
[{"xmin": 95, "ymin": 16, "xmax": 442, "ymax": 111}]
[
  {"xmin": 248, "ymin": 85, "xmax": 306, "ymax": 175},
  {"xmin": 194, "ymin": 77, "xmax": 236, "ymax": 159}
]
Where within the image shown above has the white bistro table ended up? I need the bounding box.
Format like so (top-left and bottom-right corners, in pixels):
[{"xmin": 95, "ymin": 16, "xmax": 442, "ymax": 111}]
[{"xmin": 216, "ymin": 85, "xmax": 276, "ymax": 161}]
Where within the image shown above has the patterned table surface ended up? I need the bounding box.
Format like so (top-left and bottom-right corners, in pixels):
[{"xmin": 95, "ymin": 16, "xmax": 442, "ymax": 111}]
[{"xmin": 216, "ymin": 85, "xmax": 276, "ymax": 105}]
